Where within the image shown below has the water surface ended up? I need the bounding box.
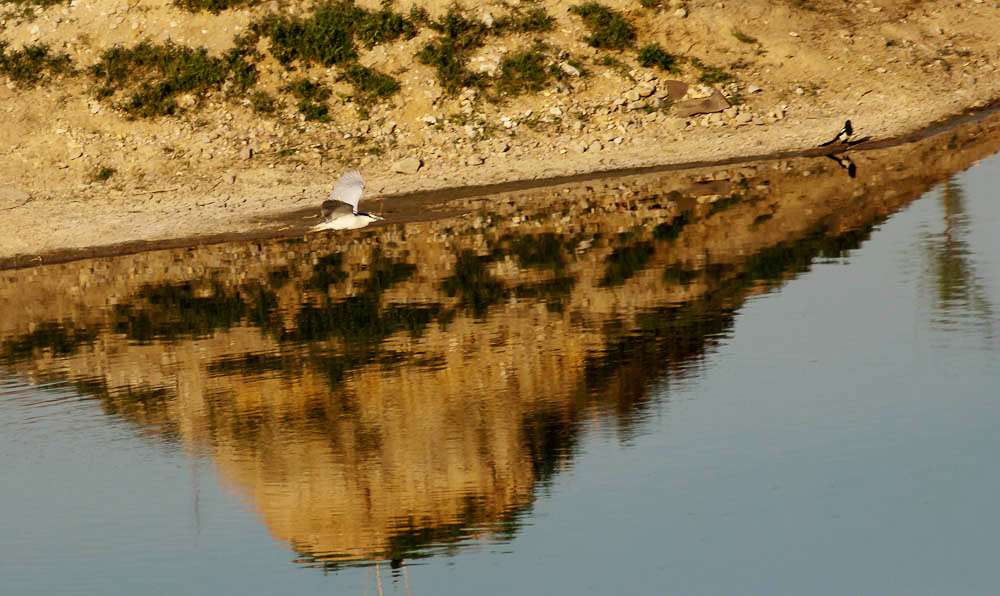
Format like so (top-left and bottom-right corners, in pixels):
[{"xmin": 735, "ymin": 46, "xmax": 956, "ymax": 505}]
[{"xmin": 2, "ymin": 115, "xmax": 1000, "ymax": 595}]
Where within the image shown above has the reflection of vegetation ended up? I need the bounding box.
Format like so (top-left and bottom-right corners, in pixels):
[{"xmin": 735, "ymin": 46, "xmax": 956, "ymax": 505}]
[
  {"xmin": 599, "ymin": 241, "xmax": 655, "ymax": 287},
  {"xmin": 505, "ymin": 232, "xmax": 569, "ymax": 271},
  {"xmin": 441, "ymin": 250, "xmax": 508, "ymax": 318},
  {"xmin": 110, "ymin": 281, "xmax": 279, "ymax": 342},
  {"xmin": 72, "ymin": 376, "xmax": 181, "ymax": 440},
  {"xmin": 521, "ymin": 407, "xmax": 579, "ymax": 485},
  {"xmin": 513, "ymin": 277, "xmax": 577, "ymax": 312},
  {"xmin": 653, "ymin": 212, "xmax": 691, "ymax": 243},
  {"xmin": 741, "ymin": 218, "xmax": 880, "ymax": 283},
  {"xmin": 922, "ymin": 179, "xmax": 994, "ymax": 331},
  {"xmin": 0, "ymin": 322, "xmax": 98, "ymax": 364},
  {"xmin": 207, "ymin": 352, "xmax": 301, "ymax": 378},
  {"xmin": 295, "ymin": 249, "xmax": 440, "ymax": 387},
  {"xmin": 297, "ymin": 498, "xmax": 530, "ymax": 569},
  {"xmin": 310, "ymin": 252, "xmax": 349, "ymax": 290},
  {"xmin": 662, "ymin": 263, "xmax": 699, "ymax": 285}
]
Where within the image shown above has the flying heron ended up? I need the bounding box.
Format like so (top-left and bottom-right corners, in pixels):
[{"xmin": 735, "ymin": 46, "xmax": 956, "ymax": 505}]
[{"xmin": 310, "ymin": 169, "xmax": 384, "ymax": 232}]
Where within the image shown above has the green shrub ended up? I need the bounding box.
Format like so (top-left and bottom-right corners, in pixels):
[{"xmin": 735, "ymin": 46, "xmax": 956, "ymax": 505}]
[
  {"xmin": 569, "ymin": 3, "xmax": 635, "ymax": 50},
  {"xmin": 92, "ymin": 166, "xmax": 116, "ymax": 182},
  {"xmin": 498, "ymin": 6, "xmax": 555, "ymax": 32},
  {"xmin": 637, "ymin": 44, "xmax": 678, "ymax": 72},
  {"xmin": 340, "ymin": 64, "xmax": 400, "ymax": 107},
  {"xmin": 691, "ymin": 57, "xmax": 732, "ymax": 84},
  {"xmin": 731, "ymin": 28, "xmax": 757, "ymax": 44},
  {"xmin": 495, "ymin": 50, "xmax": 552, "ymax": 97},
  {"xmin": 0, "ymin": 42, "xmax": 74, "ymax": 86},
  {"xmin": 173, "ymin": 0, "xmax": 262, "ymax": 13},
  {"xmin": 417, "ymin": 5, "xmax": 490, "ymax": 94},
  {"xmin": 250, "ymin": 91, "xmax": 277, "ymax": 113},
  {"xmin": 90, "ymin": 41, "xmax": 236, "ymax": 117},
  {"xmin": 356, "ymin": 8, "xmax": 418, "ymax": 48},
  {"xmin": 252, "ymin": 2, "xmax": 360, "ymax": 67},
  {"xmin": 282, "ymin": 78, "xmax": 333, "ymax": 121}
]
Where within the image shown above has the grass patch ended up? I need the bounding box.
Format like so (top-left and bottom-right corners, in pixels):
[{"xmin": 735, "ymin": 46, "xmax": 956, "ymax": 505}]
[
  {"xmin": 731, "ymin": 28, "xmax": 757, "ymax": 44},
  {"xmin": 250, "ymin": 90, "xmax": 277, "ymax": 113},
  {"xmin": 90, "ymin": 41, "xmax": 254, "ymax": 117},
  {"xmin": 569, "ymin": 2, "xmax": 635, "ymax": 50},
  {"xmin": 636, "ymin": 44, "xmax": 679, "ymax": 72},
  {"xmin": 494, "ymin": 49, "xmax": 552, "ymax": 97},
  {"xmin": 497, "ymin": 6, "xmax": 556, "ymax": 32},
  {"xmin": 355, "ymin": 6, "xmax": 419, "ymax": 48},
  {"xmin": 282, "ymin": 78, "xmax": 333, "ymax": 121},
  {"xmin": 639, "ymin": 0, "xmax": 661, "ymax": 7},
  {"xmin": 0, "ymin": 41, "xmax": 74, "ymax": 86},
  {"xmin": 173, "ymin": 0, "xmax": 263, "ymax": 13},
  {"xmin": 690, "ymin": 57, "xmax": 732, "ymax": 84},
  {"xmin": 92, "ymin": 166, "xmax": 116, "ymax": 182},
  {"xmin": 339, "ymin": 64, "xmax": 400, "ymax": 103},
  {"xmin": 251, "ymin": 1, "xmax": 361, "ymax": 68},
  {"xmin": 417, "ymin": 5, "xmax": 490, "ymax": 94}
]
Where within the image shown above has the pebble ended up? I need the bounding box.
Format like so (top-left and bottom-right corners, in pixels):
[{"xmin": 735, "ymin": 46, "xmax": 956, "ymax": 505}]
[
  {"xmin": 393, "ymin": 157, "xmax": 422, "ymax": 174},
  {"xmin": 560, "ymin": 62, "xmax": 581, "ymax": 77}
]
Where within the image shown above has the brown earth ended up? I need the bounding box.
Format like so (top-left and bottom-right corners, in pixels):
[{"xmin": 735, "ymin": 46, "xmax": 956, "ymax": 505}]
[{"xmin": 2, "ymin": 0, "xmax": 999, "ymax": 262}]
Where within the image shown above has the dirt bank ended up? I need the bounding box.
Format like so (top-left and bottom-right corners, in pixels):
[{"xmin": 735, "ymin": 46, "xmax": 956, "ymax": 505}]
[{"xmin": 2, "ymin": 0, "xmax": 999, "ymax": 261}]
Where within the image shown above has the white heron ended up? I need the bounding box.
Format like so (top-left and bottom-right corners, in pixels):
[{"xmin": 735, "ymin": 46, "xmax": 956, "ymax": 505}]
[{"xmin": 310, "ymin": 169, "xmax": 384, "ymax": 232}]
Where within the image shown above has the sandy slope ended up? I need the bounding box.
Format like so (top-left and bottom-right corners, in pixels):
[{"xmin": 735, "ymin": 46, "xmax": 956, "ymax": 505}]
[{"xmin": 1, "ymin": 0, "xmax": 999, "ymax": 261}]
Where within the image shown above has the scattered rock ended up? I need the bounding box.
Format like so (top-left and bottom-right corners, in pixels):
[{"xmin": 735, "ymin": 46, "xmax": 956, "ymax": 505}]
[
  {"xmin": 393, "ymin": 157, "xmax": 422, "ymax": 174},
  {"xmin": 664, "ymin": 80, "xmax": 689, "ymax": 100},
  {"xmin": 747, "ymin": 84, "xmax": 762, "ymax": 93},
  {"xmin": 587, "ymin": 140, "xmax": 603, "ymax": 153},
  {"xmin": 635, "ymin": 83, "xmax": 656, "ymax": 98},
  {"xmin": 239, "ymin": 146, "xmax": 253, "ymax": 161},
  {"xmin": 559, "ymin": 62, "xmax": 581, "ymax": 77},
  {"xmin": 673, "ymin": 89, "xmax": 730, "ymax": 117},
  {"xmin": 674, "ymin": 7, "xmax": 688, "ymax": 18}
]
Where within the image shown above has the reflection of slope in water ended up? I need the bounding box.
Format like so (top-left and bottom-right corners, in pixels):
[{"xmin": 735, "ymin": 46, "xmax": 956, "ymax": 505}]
[{"xmin": 3, "ymin": 111, "xmax": 1000, "ymax": 567}]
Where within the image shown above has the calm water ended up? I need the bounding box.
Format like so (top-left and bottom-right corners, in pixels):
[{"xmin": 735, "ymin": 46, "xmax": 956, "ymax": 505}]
[{"xmin": 2, "ymin": 124, "xmax": 999, "ymax": 594}]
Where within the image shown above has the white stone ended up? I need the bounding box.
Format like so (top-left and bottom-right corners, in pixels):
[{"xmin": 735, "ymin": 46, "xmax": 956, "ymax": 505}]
[{"xmin": 560, "ymin": 62, "xmax": 581, "ymax": 77}]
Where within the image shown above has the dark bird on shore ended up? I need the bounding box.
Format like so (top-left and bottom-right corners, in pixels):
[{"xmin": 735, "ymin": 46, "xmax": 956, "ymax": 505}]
[
  {"xmin": 819, "ymin": 120, "xmax": 870, "ymax": 147},
  {"xmin": 826, "ymin": 154, "xmax": 857, "ymax": 178},
  {"xmin": 819, "ymin": 120, "xmax": 853, "ymax": 146},
  {"xmin": 310, "ymin": 169, "xmax": 384, "ymax": 232}
]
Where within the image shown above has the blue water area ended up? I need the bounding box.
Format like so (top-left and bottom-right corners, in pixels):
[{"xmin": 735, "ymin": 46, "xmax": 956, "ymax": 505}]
[{"xmin": 1, "ymin": 148, "xmax": 998, "ymax": 595}]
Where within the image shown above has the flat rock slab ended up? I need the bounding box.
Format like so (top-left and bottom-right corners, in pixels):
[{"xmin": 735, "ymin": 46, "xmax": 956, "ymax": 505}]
[
  {"xmin": 674, "ymin": 90, "xmax": 731, "ymax": 117},
  {"xmin": 664, "ymin": 80, "xmax": 689, "ymax": 100},
  {"xmin": 0, "ymin": 186, "xmax": 30, "ymax": 208}
]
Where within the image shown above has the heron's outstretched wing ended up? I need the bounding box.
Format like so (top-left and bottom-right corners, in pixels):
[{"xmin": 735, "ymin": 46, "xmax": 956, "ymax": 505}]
[
  {"xmin": 331, "ymin": 169, "xmax": 364, "ymax": 211},
  {"xmin": 321, "ymin": 200, "xmax": 355, "ymax": 220}
]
